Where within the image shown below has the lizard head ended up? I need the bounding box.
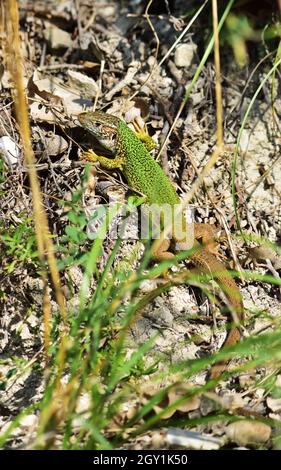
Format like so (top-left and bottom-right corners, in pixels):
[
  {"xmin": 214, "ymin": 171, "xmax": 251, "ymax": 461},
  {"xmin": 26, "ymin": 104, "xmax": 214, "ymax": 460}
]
[{"xmin": 78, "ymin": 111, "xmax": 120, "ymax": 153}]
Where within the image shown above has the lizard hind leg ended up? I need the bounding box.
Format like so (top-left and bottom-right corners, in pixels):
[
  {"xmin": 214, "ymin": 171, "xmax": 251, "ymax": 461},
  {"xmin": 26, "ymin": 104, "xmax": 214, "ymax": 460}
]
[
  {"xmin": 152, "ymin": 238, "xmax": 175, "ymax": 262},
  {"xmin": 149, "ymin": 237, "xmax": 175, "ymax": 278},
  {"xmin": 194, "ymin": 223, "xmax": 222, "ymax": 256}
]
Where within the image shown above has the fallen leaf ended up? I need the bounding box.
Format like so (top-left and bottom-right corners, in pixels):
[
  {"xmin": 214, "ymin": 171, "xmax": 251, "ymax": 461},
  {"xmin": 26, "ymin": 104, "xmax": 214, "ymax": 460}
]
[{"xmin": 29, "ymin": 71, "xmax": 93, "ymax": 121}]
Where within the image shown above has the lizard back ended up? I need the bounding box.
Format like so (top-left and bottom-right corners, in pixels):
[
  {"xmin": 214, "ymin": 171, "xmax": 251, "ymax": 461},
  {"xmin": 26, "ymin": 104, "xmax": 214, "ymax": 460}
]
[{"xmin": 117, "ymin": 120, "xmax": 180, "ymax": 206}]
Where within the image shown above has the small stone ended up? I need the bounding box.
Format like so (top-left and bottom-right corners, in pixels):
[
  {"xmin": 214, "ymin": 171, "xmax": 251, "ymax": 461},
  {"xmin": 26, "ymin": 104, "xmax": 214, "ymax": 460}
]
[
  {"xmin": 27, "ymin": 313, "xmax": 38, "ymax": 328},
  {"xmin": 67, "ymin": 70, "xmax": 99, "ymax": 98},
  {"xmin": 44, "ymin": 134, "xmax": 68, "ymax": 156},
  {"xmin": 43, "ymin": 22, "xmax": 72, "ymax": 50},
  {"xmin": 149, "ymin": 305, "xmax": 174, "ymax": 326},
  {"xmin": 275, "ymin": 375, "xmax": 281, "ymax": 387},
  {"xmin": 267, "ymin": 397, "xmax": 281, "ymax": 413},
  {"xmin": 174, "ymin": 43, "xmax": 197, "ymax": 68},
  {"xmin": 0, "ymin": 136, "xmax": 20, "ymax": 166},
  {"xmin": 19, "ymin": 323, "xmax": 32, "ymax": 340},
  {"xmin": 226, "ymin": 421, "xmax": 271, "ymax": 446},
  {"xmin": 20, "ymin": 414, "xmax": 38, "ymax": 429},
  {"xmin": 76, "ymin": 393, "xmax": 90, "ymax": 414},
  {"xmin": 239, "ymin": 373, "xmax": 255, "ymax": 388},
  {"xmin": 166, "ymin": 428, "xmax": 222, "ymax": 450}
]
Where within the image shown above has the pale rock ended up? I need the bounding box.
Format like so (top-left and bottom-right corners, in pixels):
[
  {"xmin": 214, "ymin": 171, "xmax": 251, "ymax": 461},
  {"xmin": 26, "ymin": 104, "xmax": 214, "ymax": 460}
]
[
  {"xmin": 43, "ymin": 22, "xmax": 72, "ymax": 49},
  {"xmin": 20, "ymin": 414, "xmax": 38, "ymax": 429},
  {"xmin": 226, "ymin": 420, "xmax": 271, "ymax": 446},
  {"xmin": 166, "ymin": 428, "xmax": 223, "ymax": 450},
  {"xmin": 267, "ymin": 397, "xmax": 281, "ymax": 413},
  {"xmin": 44, "ymin": 134, "xmax": 68, "ymax": 156},
  {"xmin": 0, "ymin": 136, "xmax": 20, "ymax": 167},
  {"xmin": 174, "ymin": 43, "xmax": 197, "ymax": 68}
]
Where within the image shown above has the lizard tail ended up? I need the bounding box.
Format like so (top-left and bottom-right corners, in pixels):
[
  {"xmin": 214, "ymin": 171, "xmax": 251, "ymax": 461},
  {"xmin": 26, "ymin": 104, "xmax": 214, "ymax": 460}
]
[
  {"xmin": 209, "ymin": 326, "xmax": 241, "ymax": 379},
  {"xmin": 191, "ymin": 247, "xmax": 243, "ymax": 379}
]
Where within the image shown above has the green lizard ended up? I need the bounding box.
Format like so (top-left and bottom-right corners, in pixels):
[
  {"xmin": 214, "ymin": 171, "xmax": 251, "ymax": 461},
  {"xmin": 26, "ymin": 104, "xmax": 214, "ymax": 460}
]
[{"xmin": 78, "ymin": 111, "xmax": 244, "ymax": 379}]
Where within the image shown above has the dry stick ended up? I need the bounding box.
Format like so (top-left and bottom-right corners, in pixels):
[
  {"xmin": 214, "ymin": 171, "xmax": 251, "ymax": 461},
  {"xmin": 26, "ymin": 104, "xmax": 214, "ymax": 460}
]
[
  {"xmin": 75, "ymin": 0, "xmax": 83, "ymax": 39},
  {"xmin": 210, "ymin": 3, "xmax": 243, "ymax": 276},
  {"xmin": 5, "ymin": 347, "xmax": 44, "ymax": 394},
  {"xmin": 247, "ymin": 152, "xmax": 281, "ymax": 200},
  {"xmin": 212, "ymin": 0, "xmax": 223, "ymax": 148},
  {"xmin": 93, "ymin": 59, "xmax": 105, "ymax": 111},
  {"xmin": 38, "ymin": 63, "xmax": 87, "ymax": 71},
  {"xmin": 215, "ymin": 207, "xmax": 244, "ymax": 279},
  {"xmin": 6, "ymin": 0, "xmax": 66, "ymax": 363}
]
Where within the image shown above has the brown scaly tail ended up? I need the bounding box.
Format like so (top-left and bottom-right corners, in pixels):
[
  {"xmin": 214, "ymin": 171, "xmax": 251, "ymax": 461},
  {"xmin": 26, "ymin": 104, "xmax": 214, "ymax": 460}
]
[{"xmin": 190, "ymin": 243, "xmax": 243, "ymax": 379}]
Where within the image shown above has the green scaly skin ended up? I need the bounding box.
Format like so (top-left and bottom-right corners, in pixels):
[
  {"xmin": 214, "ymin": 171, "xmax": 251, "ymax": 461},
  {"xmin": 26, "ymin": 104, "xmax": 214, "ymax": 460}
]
[
  {"xmin": 79, "ymin": 112, "xmax": 179, "ymax": 205},
  {"xmin": 78, "ymin": 111, "xmax": 244, "ymax": 379}
]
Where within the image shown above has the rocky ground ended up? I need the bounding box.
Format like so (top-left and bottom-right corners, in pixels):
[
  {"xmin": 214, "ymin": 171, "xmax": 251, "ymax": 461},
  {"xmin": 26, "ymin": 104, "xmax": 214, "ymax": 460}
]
[{"xmin": 0, "ymin": 0, "xmax": 280, "ymax": 449}]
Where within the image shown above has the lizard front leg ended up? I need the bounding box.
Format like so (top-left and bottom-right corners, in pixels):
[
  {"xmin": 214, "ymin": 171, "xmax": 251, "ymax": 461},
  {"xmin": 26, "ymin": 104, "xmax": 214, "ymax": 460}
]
[
  {"xmin": 132, "ymin": 119, "xmax": 157, "ymax": 152},
  {"xmin": 82, "ymin": 149, "xmax": 124, "ymax": 171}
]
